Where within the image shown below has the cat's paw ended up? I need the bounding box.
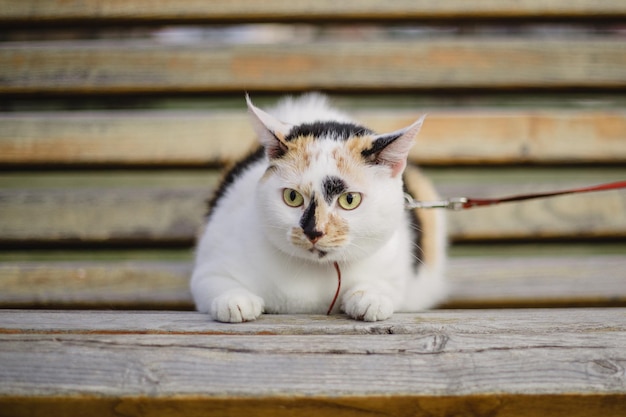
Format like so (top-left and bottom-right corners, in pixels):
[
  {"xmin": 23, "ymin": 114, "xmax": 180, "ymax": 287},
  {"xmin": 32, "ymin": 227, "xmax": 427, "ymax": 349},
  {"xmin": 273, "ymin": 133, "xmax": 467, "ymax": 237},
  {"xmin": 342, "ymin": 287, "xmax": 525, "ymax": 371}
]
[
  {"xmin": 210, "ymin": 290, "xmax": 265, "ymax": 323},
  {"xmin": 341, "ymin": 289, "xmax": 394, "ymax": 322}
]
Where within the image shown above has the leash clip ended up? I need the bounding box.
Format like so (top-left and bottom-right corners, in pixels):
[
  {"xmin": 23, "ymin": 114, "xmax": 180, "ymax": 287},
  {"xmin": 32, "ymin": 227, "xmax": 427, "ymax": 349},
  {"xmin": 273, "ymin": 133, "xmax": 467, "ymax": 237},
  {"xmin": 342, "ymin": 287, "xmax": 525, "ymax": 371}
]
[
  {"xmin": 445, "ymin": 197, "xmax": 469, "ymax": 211},
  {"xmin": 404, "ymin": 194, "xmax": 467, "ymax": 211}
]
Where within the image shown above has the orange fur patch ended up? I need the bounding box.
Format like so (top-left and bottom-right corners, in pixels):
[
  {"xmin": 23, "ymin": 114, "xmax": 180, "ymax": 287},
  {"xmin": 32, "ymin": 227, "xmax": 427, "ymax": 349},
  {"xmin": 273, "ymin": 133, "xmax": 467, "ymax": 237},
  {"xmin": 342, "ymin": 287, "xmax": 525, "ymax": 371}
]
[
  {"xmin": 403, "ymin": 164, "xmax": 444, "ymax": 267},
  {"xmin": 284, "ymin": 135, "xmax": 315, "ymax": 172},
  {"xmin": 325, "ymin": 211, "xmax": 350, "ymax": 246},
  {"xmin": 330, "ymin": 136, "xmax": 373, "ymax": 183}
]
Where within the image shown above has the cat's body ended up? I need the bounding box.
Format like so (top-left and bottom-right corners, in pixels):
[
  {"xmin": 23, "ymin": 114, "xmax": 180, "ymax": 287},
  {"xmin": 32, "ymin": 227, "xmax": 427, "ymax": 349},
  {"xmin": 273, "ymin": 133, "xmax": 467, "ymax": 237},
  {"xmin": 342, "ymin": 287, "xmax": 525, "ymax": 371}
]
[{"xmin": 191, "ymin": 94, "xmax": 446, "ymax": 322}]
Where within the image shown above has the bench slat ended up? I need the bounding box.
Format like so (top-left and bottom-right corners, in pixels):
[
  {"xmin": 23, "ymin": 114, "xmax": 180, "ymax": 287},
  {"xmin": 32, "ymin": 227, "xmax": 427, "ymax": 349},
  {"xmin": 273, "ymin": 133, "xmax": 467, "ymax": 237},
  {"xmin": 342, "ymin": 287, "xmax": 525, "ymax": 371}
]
[
  {"xmin": 1, "ymin": 255, "xmax": 624, "ymax": 309},
  {"xmin": 1, "ymin": 309, "xmax": 625, "ymax": 416},
  {"xmin": 1, "ymin": 182, "xmax": 624, "ymax": 244},
  {"xmin": 2, "ymin": 39, "xmax": 625, "ymax": 94},
  {"xmin": 2, "ymin": 109, "xmax": 625, "ymax": 166},
  {"xmin": 0, "ymin": 308, "xmax": 623, "ymax": 335},
  {"xmin": 1, "ymin": 0, "xmax": 625, "ymax": 24}
]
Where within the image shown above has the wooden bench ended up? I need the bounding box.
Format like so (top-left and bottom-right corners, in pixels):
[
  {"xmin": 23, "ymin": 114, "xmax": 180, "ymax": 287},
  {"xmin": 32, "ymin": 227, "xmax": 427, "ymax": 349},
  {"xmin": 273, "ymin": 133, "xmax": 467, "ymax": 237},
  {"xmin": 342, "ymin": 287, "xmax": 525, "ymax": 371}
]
[{"xmin": 1, "ymin": 2, "xmax": 626, "ymax": 416}]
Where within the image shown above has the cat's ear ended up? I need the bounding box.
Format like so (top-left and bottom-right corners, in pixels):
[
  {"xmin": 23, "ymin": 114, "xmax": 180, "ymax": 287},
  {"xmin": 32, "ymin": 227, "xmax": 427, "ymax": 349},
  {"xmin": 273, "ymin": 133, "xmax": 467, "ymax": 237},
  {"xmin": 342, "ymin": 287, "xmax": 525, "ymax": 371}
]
[
  {"xmin": 246, "ymin": 94, "xmax": 293, "ymax": 159},
  {"xmin": 364, "ymin": 115, "xmax": 425, "ymax": 177}
]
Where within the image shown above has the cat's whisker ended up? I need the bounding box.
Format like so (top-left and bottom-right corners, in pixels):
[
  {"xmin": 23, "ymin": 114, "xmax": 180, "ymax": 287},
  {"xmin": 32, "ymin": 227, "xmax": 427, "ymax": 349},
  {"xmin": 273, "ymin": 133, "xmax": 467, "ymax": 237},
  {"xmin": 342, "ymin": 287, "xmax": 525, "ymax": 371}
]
[
  {"xmin": 408, "ymin": 223, "xmax": 425, "ymax": 233},
  {"xmin": 408, "ymin": 243, "xmax": 427, "ymax": 267},
  {"xmin": 344, "ymin": 242, "xmax": 374, "ymax": 258}
]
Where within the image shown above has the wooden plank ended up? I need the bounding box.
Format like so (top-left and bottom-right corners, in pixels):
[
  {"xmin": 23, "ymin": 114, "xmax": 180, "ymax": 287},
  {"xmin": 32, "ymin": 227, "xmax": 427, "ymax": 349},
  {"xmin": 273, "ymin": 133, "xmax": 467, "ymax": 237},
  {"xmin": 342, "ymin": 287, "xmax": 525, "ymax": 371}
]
[
  {"xmin": 0, "ymin": 170, "xmax": 220, "ymax": 189},
  {"xmin": 1, "ymin": 0, "xmax": 625, "ymax": 24},
  {"xmin": 0, "ymin": 309, "xmax": 625, "ymax": 417},
  {"xmin": 1, "ymin": 179, "xmax": 625, "ymax": 244},
  {"xmin": 0, "ymin": 255, "xmax": 624, "ymax": 309},
  {"xmin": 3, "ymin": 396, "xmax": 620, "ymax": 417},
  {"xmin": 0, "ymin": 308, "xmax": 623, "ymax": 336},
  {"xmin": 1, "ymin": 39, "xmax": 625, "ymax": 94},
  {"xmin": 0, "ymin": 187, "xmax": 207, "ymax": 245},
  {"xmin": 0, "ymin": 111, "xmax": 254, "ymax": 167},
  {"xmin": 2, "ymin": 109, "xmax": 626, "ymax": 166},
  {"xmin": 0, "ymin": 260, "xmax": 192, "ymax": 310},
  {"xmin": 446, "ymin": 256, "xmax": 626, "ymax": 308}
]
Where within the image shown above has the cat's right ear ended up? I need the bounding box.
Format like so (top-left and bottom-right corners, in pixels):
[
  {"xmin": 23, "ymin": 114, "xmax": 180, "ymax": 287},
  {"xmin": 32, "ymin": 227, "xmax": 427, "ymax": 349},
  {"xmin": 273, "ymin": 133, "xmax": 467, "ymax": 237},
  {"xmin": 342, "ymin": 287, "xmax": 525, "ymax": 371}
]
[{"xmin": 246, "ymin": 95, "xmax": 293, "ymax": 159}]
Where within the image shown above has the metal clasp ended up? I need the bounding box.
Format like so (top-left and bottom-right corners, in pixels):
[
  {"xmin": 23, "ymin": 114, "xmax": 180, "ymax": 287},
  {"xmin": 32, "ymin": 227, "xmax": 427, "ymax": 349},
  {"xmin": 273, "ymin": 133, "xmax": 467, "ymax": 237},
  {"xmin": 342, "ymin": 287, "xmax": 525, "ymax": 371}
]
[
  {"xmin": 404, "ymin": 193, "xmax": 467, "ymax": 211},
  {"xmin": 445, "ymin": 197, "xmax": 468, "ymax": 211}
]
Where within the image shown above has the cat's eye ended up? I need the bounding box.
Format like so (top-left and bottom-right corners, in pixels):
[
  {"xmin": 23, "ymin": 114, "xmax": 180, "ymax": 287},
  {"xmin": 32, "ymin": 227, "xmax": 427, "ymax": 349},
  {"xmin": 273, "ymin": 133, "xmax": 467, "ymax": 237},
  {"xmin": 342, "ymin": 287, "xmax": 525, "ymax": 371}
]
[
  {"xmin": 338, "ymin": 192, "xmax": 362, "ymax": 210},
  {"xmin": 283, "ymin": 188, "xmax": 304, "ymax": 207}
]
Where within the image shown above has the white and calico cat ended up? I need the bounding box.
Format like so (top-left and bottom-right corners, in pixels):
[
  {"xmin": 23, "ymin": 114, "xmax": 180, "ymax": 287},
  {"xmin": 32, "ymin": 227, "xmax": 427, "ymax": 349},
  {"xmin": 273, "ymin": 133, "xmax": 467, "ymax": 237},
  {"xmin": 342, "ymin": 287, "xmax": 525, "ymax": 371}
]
[{"xmin": 191, "ymin": 94, "xmax": 446, "ymax": 322}]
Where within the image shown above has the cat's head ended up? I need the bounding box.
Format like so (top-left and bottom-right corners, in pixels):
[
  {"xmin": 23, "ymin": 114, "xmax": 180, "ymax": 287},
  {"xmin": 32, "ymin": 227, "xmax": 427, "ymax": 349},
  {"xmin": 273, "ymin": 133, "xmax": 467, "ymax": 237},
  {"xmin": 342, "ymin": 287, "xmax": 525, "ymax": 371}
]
[{"xmin": 247, "ymin": 96, "xmax": 424, "ymax": 264}]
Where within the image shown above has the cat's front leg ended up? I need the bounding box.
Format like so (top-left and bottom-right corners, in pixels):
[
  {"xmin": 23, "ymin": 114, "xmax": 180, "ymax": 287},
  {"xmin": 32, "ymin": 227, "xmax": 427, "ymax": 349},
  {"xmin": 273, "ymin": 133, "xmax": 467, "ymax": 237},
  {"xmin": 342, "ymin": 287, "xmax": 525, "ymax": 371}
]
[
  {"xmin": 341, "ymin": 284, "xmax": 395, "ymax": 322},
  {"xmin": 211, "ymin": 289, "xmax": 265, "ymax": 323},
  {"xmin": 191, "ymin": 273, "xmax": 265, "ymax": 323}
]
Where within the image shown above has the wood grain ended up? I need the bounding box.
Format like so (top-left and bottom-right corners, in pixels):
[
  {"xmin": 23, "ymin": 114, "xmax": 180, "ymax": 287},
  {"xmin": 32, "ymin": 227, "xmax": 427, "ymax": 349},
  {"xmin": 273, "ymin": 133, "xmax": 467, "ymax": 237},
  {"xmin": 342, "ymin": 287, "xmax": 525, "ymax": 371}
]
[
  {"xmin": 2, "ymin": 109, "xmax": 625, "ymax": 166},
  {"xmin": 0, "ymin": 308, "xmax": 623, "ymax": 336},
  {"xmin": 2, "ymin": 39, "xmax": 625, "ymax": 94},
  {"xmin": 1, "ymin": 0, "xmax": 625, "ymax": 24},
  {"xmin": 0, "ymin": 256, "xmax": 624, "ymax": 309},
  {"xmin": 0, "ymin": 309, "xmax": 625, "ymax": 416}
]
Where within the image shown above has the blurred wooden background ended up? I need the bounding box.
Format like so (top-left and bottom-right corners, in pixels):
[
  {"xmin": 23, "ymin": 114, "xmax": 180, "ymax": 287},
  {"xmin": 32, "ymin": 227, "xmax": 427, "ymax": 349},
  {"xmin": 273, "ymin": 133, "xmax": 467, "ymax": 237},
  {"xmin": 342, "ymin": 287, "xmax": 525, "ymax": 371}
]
[
  {"xmin": 1, "ymin": 0, "xmax": 625, "ymax": 308},
  {"xmin": 1, "ymin": 2, "xmax": 625, "ymax": 416}
]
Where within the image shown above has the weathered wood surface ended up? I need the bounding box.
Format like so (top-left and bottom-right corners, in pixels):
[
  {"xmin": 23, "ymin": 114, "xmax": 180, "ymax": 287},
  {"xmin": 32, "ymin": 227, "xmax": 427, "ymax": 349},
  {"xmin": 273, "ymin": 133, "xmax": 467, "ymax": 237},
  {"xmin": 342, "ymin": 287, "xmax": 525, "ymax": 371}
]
[
  {"xmin": 0, "ymin": 309, "xmax": 625, "ymax": 416},
  {"xmin": 2, "ymin": 39, "xmax": 625, "ymax": 94},
  {"xmin": 1, "ymin": 180, "xmax": 625, "ymax": 244},
  {"xmin": 0, "ymin": 255, "xmax": 624, "ymax": 309},
  {"xmin": 2, "ymin": 109, "xmax": 625, "ymax": 166},
  {"xmin": 1, "ymin": 308, "xmax": 624, "ymax": 336},
  {"xmin": 2, "ymin": 0, "xmax": 625, "ymax": 24}
]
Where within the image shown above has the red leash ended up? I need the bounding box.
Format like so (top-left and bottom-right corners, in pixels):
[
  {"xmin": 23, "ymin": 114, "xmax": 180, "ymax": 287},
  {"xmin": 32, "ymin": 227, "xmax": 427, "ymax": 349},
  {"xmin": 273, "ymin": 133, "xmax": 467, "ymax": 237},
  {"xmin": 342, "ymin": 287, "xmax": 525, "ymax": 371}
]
[
  {"xmin": 405, "ymin": 180, "xmax": 626, "ymax": 211},
  {"xmin": 333, "ymin": 180, "xmax": 626, "ymax": 316}
]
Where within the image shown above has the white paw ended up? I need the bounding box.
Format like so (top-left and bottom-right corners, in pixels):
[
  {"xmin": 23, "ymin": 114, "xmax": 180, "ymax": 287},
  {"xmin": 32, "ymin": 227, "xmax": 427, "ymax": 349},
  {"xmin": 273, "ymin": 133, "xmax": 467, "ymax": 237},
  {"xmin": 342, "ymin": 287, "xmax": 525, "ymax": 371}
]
[
  {"xmin": 341, "ymin": 289, "xmax": 394, "ymax": 322},
  {"xmin": 210, "ymin": 290, "xmax": 265, "ymax": 323}
]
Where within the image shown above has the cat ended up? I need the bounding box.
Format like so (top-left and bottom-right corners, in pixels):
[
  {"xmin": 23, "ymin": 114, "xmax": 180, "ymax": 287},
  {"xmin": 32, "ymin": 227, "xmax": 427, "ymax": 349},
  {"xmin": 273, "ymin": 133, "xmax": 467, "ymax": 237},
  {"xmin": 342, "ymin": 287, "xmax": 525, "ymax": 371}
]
[{"xmin": 190, "ymin": 94, "xmax": 447, "ymax": 322}]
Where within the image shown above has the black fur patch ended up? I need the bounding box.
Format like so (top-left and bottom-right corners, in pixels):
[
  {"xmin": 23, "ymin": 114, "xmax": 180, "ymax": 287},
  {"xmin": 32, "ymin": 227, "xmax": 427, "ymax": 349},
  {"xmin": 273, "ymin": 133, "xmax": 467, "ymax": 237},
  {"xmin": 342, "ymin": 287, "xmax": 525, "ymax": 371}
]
[
  {"xmin": 322, "ymin": 176, "xmax": 347, "ymax": 204},
  {"xmin": 285, "ymin": 121, "xmax": 373, "ymax": 142},
  {"xmin": 403, "ymin": 181, "xmax": 424, "ymax": 273},
  {"xmin": 206, "ymin": 146, "xmax": 265, "ymax": 219},
  {"xmin": 300, "ymin": 195, "xmax": 323, "ymax": 241},
  {"xmin": 361, "ymin": 133, "xmax": 402, "ymax": 162}
]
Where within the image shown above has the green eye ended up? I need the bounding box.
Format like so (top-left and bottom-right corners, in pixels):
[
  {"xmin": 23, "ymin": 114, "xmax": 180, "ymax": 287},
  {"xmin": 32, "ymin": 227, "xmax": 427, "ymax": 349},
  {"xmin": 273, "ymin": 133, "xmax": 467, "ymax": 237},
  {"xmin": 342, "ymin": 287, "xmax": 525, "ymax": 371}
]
[
  {"xmin": 338, "ymin": 192, "xmax": 362, "ymax": 210},
  {"xmin": 283, "ymin": 188, "xmax": 304, "ymax": 207}
]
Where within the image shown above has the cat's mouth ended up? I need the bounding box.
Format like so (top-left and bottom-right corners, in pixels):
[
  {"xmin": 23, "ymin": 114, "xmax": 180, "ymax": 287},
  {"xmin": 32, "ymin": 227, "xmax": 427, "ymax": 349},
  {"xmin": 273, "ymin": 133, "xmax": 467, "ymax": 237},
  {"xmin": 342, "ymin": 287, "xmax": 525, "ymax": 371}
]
[
  {"xmin": 290, "ymin": 228, "xmax": 335, "ymax": 260},
  {"xmin": 308, "ymin": 247, "xmax": 328, "ymax": 259}
]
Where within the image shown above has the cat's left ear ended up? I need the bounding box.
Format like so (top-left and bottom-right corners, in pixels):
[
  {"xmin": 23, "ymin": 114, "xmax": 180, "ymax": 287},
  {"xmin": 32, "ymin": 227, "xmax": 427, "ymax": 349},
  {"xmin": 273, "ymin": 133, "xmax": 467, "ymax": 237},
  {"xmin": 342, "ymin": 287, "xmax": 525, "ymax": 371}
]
[
  {"xmin": 246, "ymin": 94, "xmax": 293, "ymax": 159},
  {"xmin": 364, "ymin": 115, "xmax": 425, "ymax": 177}
]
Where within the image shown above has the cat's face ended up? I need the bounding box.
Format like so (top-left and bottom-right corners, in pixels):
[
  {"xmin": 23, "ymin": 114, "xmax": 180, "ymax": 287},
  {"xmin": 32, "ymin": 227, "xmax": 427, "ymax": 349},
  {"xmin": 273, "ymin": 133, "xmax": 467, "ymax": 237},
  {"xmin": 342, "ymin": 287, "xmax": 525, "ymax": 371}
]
[
  {"xmin": 247, "ymin": 96, "xmax": 423, "ymax": 264},
  {"xmin": 258, "ymin": 137, "xmax": 404, "ymax": 263}
]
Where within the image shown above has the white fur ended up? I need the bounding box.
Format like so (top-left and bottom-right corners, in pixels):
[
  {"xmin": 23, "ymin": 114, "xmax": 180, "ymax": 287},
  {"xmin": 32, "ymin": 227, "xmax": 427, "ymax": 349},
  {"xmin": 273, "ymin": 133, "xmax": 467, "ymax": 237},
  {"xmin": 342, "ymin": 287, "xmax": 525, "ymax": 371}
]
[
  {"xmin": 190, "ymin": 94, "xmax": 446, "ymax": 322},
  {"xmin": 270, "ymin": 93, "xmax": 353, "ymax": 124}
]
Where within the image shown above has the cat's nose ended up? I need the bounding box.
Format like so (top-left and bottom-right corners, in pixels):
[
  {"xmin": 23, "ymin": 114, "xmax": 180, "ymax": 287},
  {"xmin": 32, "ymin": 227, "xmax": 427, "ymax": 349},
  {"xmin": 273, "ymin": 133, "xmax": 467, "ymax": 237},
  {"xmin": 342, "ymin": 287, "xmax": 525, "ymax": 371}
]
[{"xmin": 304, "ymin": 229, "xmax": 324, "ymax": 244}]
